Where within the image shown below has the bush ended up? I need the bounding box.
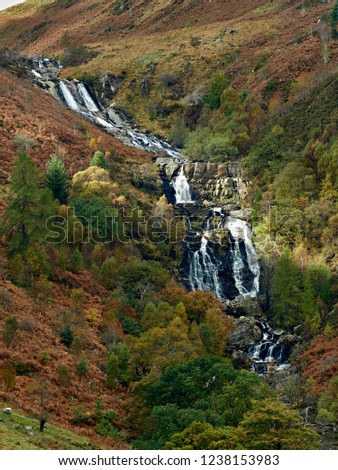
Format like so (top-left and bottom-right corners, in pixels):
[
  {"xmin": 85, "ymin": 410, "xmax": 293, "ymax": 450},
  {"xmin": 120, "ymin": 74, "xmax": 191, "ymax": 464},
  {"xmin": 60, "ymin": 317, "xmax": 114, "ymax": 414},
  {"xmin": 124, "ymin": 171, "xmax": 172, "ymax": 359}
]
[
  {"xmin": 60, "ymin": 47, "xmax": 98, "ymax": 67},
  {"xmin": 158, "ymin": 72, "xmax": 177, "ymax": 87},
  {"xmin": 58, "ymin": 365, "xmax": 71, "ymax": 386},
  {"xmin": 60, "ymin": 326, "xmax": 74, "ymax": 347},
  {"xmin": 76, "ymin": 358, "xmax": 88, "ymax": 376},
  {"xmin": 2, "ymin": 317, "xmax": 18, "ymax": 347}
]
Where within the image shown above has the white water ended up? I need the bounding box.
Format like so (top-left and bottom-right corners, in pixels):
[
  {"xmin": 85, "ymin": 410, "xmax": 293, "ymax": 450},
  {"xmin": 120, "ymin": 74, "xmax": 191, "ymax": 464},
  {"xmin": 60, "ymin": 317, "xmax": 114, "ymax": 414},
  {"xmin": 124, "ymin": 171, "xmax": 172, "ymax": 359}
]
[
  {"xmin": 248, "ymin": 320, "xmax": 288, "ymax": 373},
  {"xmin": 225, "ymin": 216, "xmax": 260, "ymax": 297},
  {"xmin": 27, "ymin": 57, "xmax": 180, "ymax": 157},
  {"xmin": 77, "ymin": 82, "xmax": 99, "ymax": 112},
  {"xmin": 171, "ymin": 166, "xmax": 194, "ymax": 204},
  {"xmin": 188, "ymin": 236, "xmax": 223, "ymax": 299},
  {"xmin": 59, "ymin": 81, "xmax": 80, "ymax": 112}
]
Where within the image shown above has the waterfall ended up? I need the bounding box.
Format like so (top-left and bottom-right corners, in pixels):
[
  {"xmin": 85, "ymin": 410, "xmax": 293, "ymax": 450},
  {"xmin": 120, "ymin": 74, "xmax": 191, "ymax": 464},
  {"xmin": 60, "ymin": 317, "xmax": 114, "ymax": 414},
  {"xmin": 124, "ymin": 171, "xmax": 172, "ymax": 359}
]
[
  {"xmin": 59, "ymin": 81, "xmax": 80, "ymax": 112},
  {"xmin": 187, "ymin": 236, "xmax": 224, "ymax": 299},
  {"xmin": 77, "ymin": 83, "xmax": 99, "ymax": 113},
  {"xmin": 225, "ymin": 216, "xmax": 260, "ymax": 298},
  {"xmin": 248, "ymin": 320, "xmax": 289, "ymax": 373},
  {"xmin": 171, "ymin": 166, "xmax": 194, "ymax": 204},
  {"xmin": 26, "ymin": 56, "xmax": 180, "ymax": 158}
]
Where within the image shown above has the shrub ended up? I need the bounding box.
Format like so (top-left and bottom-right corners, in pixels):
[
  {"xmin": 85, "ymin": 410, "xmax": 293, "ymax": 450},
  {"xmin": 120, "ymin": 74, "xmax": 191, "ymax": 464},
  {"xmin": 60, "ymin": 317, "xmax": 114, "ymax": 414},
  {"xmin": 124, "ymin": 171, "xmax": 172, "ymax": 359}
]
[
  {"xmin": 76, "ymin": 358, "xmax": 88, "ymax": 376},
  {"xmin": 60, "ymin": 47, "xmax": 98, "ymax": 67},
  {"xmin": 70, "ymin": 288, "xmax": 85, "ymax": 314},
  {"xmin": 158, "ymin": 72, "xmax": 177, "ymax": 87},
  {"xmin": 60, "ymin": 326, "xmax": 74, "ymax": 347},
  {"xmin": 58, "ymin": 365, "xmax": 71, "ymax": 386},
  {"xmin": 2, "ymin": 317, "xmax": 18, "ymax": 347},
  {"xmin": 40, "ymin": 351, "xmax": 50, "ymax": 364}
]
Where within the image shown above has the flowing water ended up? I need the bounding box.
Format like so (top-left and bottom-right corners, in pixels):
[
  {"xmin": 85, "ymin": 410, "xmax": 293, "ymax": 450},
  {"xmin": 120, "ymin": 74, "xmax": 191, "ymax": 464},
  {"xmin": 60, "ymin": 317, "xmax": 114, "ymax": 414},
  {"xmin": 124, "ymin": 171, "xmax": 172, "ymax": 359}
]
[
  {"xmin": 59, "ymin": 81, "xmax": 80, "ymax": 112},
  {"xmin": 171, "ymin": 166, "xmax": 194, "ymax": 204},
  {"xmin": 248, "ymin": 320, "xmax": 289, "ymax": 373},
  {"xmin": 23, "ymin": 54, "xmax": 290, "ymax": 371},
  {"xmin": 224, "ymin": 217, "xmax": 260, "ymax": 298},
  {"xmin": 187, "ymin": 236, "xmax": 224, "ymax": 299},
  {"xmin": 28, "ymin": 58, "xmax": 181, "ymax": 158}
]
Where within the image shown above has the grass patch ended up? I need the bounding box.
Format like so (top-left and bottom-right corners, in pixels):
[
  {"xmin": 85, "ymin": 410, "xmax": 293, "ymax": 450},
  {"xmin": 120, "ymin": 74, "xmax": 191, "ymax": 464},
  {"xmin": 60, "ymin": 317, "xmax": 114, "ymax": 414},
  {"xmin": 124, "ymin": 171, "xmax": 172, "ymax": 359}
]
[
  {"xmin": 134, "ymin": 52, "xmax": 166, "ymax": 66},
  {"xmin": 0, "ymin": 402, "xmax": 95, "ymax": 450}
]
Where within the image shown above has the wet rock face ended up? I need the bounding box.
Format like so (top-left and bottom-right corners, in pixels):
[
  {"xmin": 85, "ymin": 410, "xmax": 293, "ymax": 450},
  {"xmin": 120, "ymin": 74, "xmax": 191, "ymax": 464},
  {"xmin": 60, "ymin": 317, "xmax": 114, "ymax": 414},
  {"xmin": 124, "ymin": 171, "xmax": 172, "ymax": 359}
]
[
  {"xmin": 228, "ymin": 316, "xmax": 263, "ymax": 350},
  {"xmin": 157, "ymin": 158, "xmax": 247, "ymax": 204}
]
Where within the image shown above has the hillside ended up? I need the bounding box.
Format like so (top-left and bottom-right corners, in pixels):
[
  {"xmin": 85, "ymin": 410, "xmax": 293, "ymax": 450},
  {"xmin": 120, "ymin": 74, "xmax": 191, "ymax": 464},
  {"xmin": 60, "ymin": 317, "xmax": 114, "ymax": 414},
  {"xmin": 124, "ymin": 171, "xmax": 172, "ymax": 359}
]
[
  {"xmin": 0, "ymin": 0, "xmax": 337, "ymax": 452},
  {"xmin": 1, "ymin": 0, "xmax": 337, "ymax": 135},
  {"xmin": 0, "ymin": 401, "xmax": 95, "ymax": 450}
]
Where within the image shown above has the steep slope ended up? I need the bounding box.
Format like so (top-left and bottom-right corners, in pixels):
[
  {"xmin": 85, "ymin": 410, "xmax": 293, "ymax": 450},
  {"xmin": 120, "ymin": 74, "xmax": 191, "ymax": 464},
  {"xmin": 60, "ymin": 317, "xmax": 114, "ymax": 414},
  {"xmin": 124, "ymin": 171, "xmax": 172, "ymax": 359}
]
[{"xmin": 1, "ymin": 1, "xmax": 337, "ymax": 135}]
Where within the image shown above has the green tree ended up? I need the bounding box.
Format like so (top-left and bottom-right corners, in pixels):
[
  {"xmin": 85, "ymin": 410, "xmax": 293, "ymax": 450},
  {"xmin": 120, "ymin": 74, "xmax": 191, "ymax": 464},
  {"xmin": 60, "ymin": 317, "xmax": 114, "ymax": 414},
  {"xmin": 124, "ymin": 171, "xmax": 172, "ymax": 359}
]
[
  {"xmin": 301, "ymin": 274, "xmax": 321, "ymax": 333},
  {"xmin": 90, "ymin": 151, "xmax": 109, "ymax": 171},
  {"xmin": 76, "ymin": 358, "xmax": 88, "ymax": 376},
  {"xmin": 59, "ymin": 326, "xmax": 74, "ymax": 347},
  {"xmin": 214, "ymin": 370, "xmax": 269, "ymax": 426},
  {"xmin": 45, "ymin": 154, "xmax": 69, "ymax": 204},
  {"xmin": 270, "ymin": 249, "xmax": 302, "ymax": 327},
  {"xmin": 106, "ymin": 352, "xmax": 119, "ymax": 388},
  {"xmin": 239, "ymin": 399, "xmax": 320, "ymax": 450},
  {"xmin": 3, "ymin": 151, "xmax": 57, "ymax": 255},
  {"xmin": 69, "ymin": 248, "xmax": 83, "ymax": 273},
  {"xmin": 135, "ymin": 405, "xmax": 210, "ymax": 450},
  {"xmin": 205, "ymin": 72, "xmax": 227, "ymax": 110},
  {"xmin": 141, "ymin": 302, "xmax": 158, "ymax": 331},
  {"xmin": 166, "ymin": 422, "xmax": 244, "ymax": 450}
]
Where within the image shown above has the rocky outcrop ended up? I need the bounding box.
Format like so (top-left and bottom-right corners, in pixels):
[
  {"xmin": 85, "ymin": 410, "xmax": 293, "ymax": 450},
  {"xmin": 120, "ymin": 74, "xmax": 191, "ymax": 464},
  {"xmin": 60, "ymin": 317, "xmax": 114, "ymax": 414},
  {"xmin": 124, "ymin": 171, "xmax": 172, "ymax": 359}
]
[
  {"xmin": 228, "ymin": 316, "xmax": 263, "ymax": 351},
  {"xmin": 157, "ymin": 158, "xmax": 248, "ymax": 205}
]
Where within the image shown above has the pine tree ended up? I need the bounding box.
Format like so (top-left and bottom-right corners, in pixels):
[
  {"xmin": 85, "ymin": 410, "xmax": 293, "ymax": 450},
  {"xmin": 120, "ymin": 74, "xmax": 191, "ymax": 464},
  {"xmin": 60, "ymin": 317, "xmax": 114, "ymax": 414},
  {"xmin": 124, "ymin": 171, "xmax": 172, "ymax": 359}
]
[
  {"xmin": 3, "ymin": 151, "xmax": 57, "ymax": 255},
  {"xmin": 46, "ymin": 154, "xmax": 69, "ymax": 204},
  {"xmin": 271, "ymin": 248, "xmax": 302, "ymax": 327},
  {"xmin": 90, "ymin": 151, "xmax": 109, "ymax": 171}
]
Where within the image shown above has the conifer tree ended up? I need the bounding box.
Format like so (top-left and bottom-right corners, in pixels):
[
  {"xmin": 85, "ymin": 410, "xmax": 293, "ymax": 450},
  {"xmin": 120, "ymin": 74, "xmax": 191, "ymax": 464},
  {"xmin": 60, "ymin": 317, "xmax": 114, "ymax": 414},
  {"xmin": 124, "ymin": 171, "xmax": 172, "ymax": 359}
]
[
  {"xmin": 3, "ymin": 151, "xmax": 57, "ymax": 255},
  {"xmin": 90, "ymin": 151, "xmax": 109, "ymax": 171},
  {"xmin": 46, "ymin": 154, "xmax": 69, "ymax": 204},
  {"xmin": 270, "ymin": 248, "xmax": 302, "ymax": 327}
]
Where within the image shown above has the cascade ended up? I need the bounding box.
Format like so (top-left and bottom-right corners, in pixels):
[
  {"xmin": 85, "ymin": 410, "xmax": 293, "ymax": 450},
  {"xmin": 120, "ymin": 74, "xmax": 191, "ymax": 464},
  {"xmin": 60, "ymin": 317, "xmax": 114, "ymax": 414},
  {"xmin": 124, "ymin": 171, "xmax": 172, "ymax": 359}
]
[
  {"xmin": 171, "ymin": 166, "xmax": 194, "ymax": 204},
  {"xmin": 59, "ymin": 81, "xmax": 80, "ymax": 112},
  {"xmin": 14, "ymin": 51, "xmax": 291, "ymax": 373},
  {"xmin": 224, "ymin": 217, "xmax": 260, "ymax": 298},
  {"xmin": 183, "ymin": 209, "xmax": 260, "ymax": 301},
  {"xmin": 25, "ymin": 56, "xmax": 180, "ymax": 158},
  {"xmin": 187, "ymin": 236, "xmax": 224, "ymax": 299},
  {"xmin": 248, "ymin": 320, "xmax": 289, "ymax": 373},
  {"xmin": 77, "ymin": 82, "xmax": 99, "ymax": 112}
]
